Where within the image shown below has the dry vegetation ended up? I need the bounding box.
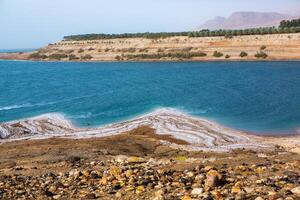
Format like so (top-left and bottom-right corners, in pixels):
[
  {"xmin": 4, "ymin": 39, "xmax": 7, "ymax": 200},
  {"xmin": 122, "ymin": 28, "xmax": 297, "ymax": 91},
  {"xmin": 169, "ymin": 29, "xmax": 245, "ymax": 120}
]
[{"xmin": 30, "ymin": 33, "xmax": 300, "ymax": 61}]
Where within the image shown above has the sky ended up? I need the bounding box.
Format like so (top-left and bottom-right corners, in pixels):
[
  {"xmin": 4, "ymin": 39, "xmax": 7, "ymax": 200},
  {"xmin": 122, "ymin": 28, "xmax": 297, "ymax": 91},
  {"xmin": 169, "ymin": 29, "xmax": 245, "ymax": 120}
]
[{"xmin": 0, "ymin": 0, "xmax": 299, "ymax": 49}]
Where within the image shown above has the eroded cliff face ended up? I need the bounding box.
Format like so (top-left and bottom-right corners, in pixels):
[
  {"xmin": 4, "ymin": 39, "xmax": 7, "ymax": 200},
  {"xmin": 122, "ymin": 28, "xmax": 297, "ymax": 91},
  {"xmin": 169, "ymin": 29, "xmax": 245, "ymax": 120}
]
[
  {"xmin": 36, "ymin": 33, "xmax": 300, "ymax": 61},
  {"xmin": 1, "ymin": 33, "xmax": 300, "ymax": 61}
]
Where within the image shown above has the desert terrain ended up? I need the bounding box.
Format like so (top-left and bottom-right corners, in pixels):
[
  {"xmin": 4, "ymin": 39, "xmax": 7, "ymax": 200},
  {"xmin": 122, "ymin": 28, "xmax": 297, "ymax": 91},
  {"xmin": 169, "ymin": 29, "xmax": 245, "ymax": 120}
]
[{"xmin": 1, "ymin": 33, "xmax": 300, "ymax": 62}]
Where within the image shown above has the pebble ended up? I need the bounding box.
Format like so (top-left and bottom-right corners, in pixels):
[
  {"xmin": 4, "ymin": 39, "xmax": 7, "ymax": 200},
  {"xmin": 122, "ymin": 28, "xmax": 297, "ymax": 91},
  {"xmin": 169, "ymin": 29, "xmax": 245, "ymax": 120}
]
[
  {"xmin": 291, "ymin": 186, "xmax": 300, "ymax": 195},
  {"xmin": 205, "ymin": 169, "xmax": 222, "ymax": 188},
  {"xmin": 191, "ymin": 187, "xmax": 204, "ymax": 196},
  {"xmin": 0, "ymin": 156, "xmax": 299, "ymax": 199}
]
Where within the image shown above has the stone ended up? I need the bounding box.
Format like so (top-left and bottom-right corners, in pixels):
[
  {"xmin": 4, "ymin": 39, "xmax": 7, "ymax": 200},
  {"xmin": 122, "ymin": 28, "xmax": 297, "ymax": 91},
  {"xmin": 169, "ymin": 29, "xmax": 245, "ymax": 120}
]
[
  {"xmin": 14, "ymin": 166, "xmax": 24, "ymax": 171},
  {"xmin": 136, "ymin": 186, "xmax": 145, "ymax": 194},
  {"xmin": 16, "ymin": 190, "xmax": 26, "ymax": 195},
  {"xmin": 125, "ymin": 169, "xmax": 133, "ymax": 178},
  {"xmin": 205, "ymin": 170, "xmax": 222, "ymax": 188},
  {"xmin": 186, "ymin": 171, "xmax": 194, "ymax": 178},
  {"xmin": 115, "ymin": 155, "xmax": 128, "ymax": 163},
  {"xmin": 115, "ymin": 191, "xmax": 122, "ymax": 198},
  {"xmin": 53, "ymin": 195, "xmax": 61, "ymax": 199},
  {"xmin": 181, "ymin": 196, "xmax": 192, "ymax": 200},
  {"xmin": 82, "ymin": 170, "xmax": 90, "ymax": 177},
  {"xmin": 244, "ymin": 186, "xmax": 254, "ymax": 194},
  {"xmin": 67, "ymin": 155, "xmax": 81, "ymax": 163},
  {"xmin": 231, "ymin": 185, "xmax": 242, "ymax": 194},
  {"xmin": 109, "ymin": 166, "xmax": 122, "ymax": 176},
  {"xmin": 153, "ymin": 189, "xmax": 164, "ymax": 200},
  {"xmin": 291, "ymin": 186, "xmax": 300, "ymax": 195},
  {"xmin": 90, "ymin": 171, "xmax": 100, "ymax": 179},
  {"xmin": 191, "ymin": 188, "xmax": 204, "ymax": 196},
  {"xmin": 128, "ymin": 156, "xmax": 145, "ymax": 163},
  {"xmin": 255, "ymin": 197, "xmax": 264, "ymax": 200},
  {"xmin": 99, "ymin": 177, "xmax": 108, "ymax": 185},
  {"xmin": 48, "ymin": 185, "xmax": 57, "ymax": 193},
  {"xmin": 125, "ymin": 187, "xmax": 135, "ymax": 192},
  {"xmin": 231, "ymin": 181, "xmax": 242, "ymax": 194},
  {"xmin": 204, "ymin": 166, "xmax": 214, "ymax": 172}
]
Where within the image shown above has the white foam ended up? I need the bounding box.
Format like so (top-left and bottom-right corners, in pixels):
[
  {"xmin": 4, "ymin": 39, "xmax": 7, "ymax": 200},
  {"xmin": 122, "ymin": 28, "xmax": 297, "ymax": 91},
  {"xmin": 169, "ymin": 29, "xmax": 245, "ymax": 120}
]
[
  {"xmin": 0, "ymin": 108, "xmax": 273, "ymax": 151},
  {"xmin": 0, "ymin": 104, "xmax": 32, "ymax": 111}
]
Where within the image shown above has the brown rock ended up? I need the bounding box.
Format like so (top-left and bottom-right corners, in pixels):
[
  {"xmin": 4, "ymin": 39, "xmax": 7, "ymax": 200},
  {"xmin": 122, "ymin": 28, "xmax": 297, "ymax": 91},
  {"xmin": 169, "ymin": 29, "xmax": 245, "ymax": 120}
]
[{"xmin": 205, "ymin": 170, "xmax": 222, "ymax": 188}]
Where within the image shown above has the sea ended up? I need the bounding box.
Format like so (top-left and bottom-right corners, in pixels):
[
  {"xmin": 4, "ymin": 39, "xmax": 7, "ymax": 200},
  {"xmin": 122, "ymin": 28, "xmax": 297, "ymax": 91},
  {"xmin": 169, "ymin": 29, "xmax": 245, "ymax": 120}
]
[{"xmin": 1, "ymin": 60, "xmax": 300, "ymax": 135}]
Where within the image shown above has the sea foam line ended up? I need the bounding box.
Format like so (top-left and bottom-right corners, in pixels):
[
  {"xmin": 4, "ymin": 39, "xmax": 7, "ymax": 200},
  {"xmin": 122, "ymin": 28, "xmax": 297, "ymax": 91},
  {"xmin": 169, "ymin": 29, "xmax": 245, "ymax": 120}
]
[
  {"xmin": 0, "ymin": 104, "xmax": 33, "ymax": 111},
  {"xmin": 0, "ymin": 107, "xmax": 275, "ymax": 152}
]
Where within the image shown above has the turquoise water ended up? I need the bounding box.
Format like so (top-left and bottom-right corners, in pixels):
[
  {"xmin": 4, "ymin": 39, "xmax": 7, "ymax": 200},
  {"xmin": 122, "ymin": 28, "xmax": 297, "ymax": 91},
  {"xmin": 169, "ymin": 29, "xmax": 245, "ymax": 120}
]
[{"xmin": 1, "ymin": 60, "xmax": 300, "ymax": 135}]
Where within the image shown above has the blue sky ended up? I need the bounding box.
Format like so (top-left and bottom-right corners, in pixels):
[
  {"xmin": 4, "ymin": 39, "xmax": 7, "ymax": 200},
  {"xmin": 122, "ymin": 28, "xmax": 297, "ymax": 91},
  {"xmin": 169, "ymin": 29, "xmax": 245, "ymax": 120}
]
[{"xmin": 0, "ymin": 0, "xmax": 299, "ymax": 49}]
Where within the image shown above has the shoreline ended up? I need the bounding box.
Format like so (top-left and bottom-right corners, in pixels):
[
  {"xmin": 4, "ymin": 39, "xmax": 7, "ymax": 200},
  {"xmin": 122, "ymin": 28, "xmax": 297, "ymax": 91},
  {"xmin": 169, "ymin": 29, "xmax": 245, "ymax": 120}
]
[
  {"xmin": 1, "ymin": 56, "xmax": 300, "ymax": 63},
  {"xmin": 1, "ymin": 108, "xmax": 299, "ymax": 153},
  {"xmin": 1, "ymin": 105, "xmax": 299, "ymax": 137}
]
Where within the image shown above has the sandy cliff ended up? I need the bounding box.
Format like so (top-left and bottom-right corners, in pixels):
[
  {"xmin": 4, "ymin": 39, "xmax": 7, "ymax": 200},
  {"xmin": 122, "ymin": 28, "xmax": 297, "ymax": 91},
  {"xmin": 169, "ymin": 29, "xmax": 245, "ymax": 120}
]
[{"xmin": 1, "ymin": 33, "xmax": 300, "ymax": 61}]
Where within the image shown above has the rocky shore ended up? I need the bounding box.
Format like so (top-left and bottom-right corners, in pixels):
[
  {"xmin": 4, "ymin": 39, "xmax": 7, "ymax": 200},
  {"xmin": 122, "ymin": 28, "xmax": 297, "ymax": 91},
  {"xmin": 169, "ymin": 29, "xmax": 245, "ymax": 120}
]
[
  {"xmin": 0, "ymin": 110, "xmax": 299, "ymax": 199},
  {"xmin": 0, "ymin": 124, "xmax": 299, "ymax": 199},
  {"xmin": 1, "ymin": 151, "xmax": 299, "ymax": 199}
]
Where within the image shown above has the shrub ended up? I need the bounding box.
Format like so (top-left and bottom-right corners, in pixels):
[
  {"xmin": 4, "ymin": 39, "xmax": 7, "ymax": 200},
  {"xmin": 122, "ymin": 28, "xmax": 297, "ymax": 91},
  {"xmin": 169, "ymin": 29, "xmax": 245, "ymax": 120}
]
[
  {"xmin": 213, "ymin": 51, "xmax": 223, "ymax": 57},
  {"xmin": 88, "ymin": 47, "xmax": 95, "ymax": 51},
  {"xmin": 48, "ymin": 53, "xmax": 68, "ymax": 60},
  {"xmin": 69, "ymin": 54, "xmax": 79, "ymax": 60},
  {"xmin": 81, "ymin": 54, "xmax": 93, "ymax": 60},
  {"xmin": 260, "ymin": 45, "xmax": 267, "ymax": 50},
  {"xmin": 255, "ymin": 51, "xmax": 268, "ymax": 59},
  {"xmin": 139, "ymin": 48, "xmax": 147, "ymax": 52},
  {"xmin": 225, "ymin": 55, "xmax": 230, "ymax": 59},
  {"xmin": 240, "ymin": 51, "xmax": 248, "ymax": 57},
  {"xmin": 29, "ymin": 53, "xmax": 48, "ymax": 59},
  {"xmin": 78, "ymin": 49, "xmax": 84, "ymax": 53},
  {"xmin": 127, "ymin": 48, "xmax": 136, "ymax": 53},
  {"xmin": 115, "ymin": 55, "xmax": 122, "ymax": 60},
  {"xmin": 124, "ymin": 52, "xmax": 207, "ymax": 60},
  {"xmin": 224, "ymin": 34, "xmax": 233, "ymax": 39}
]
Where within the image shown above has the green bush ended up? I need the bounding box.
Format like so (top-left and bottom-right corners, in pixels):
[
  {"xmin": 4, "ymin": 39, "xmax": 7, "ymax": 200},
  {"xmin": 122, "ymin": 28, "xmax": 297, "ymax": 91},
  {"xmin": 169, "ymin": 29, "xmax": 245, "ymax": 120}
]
[
  {"xmin": 78, "ymin": 49, "xmax": 84, "ymax": 53},
  {"xmin": 69, "ymin": 54, "xmax": 79, "ymax": 60},
  {"xmin": 255, "ymin": 51, "xmax": 268, "ymax": 59},
  {"xmin": 29, "ymin": 53, "xmax": 48, "ymax": 59},
  {"xmin": 157, "ymin": 48, "xmax": 164, "ymax": 53},
  {"xmin": 279, "ymin": 18, "xmax": 300, "ymax": 29},
  {"xmin": 48, "ymin": 53, "xmax": 68, "ymax": 60},
  {"xmin": 81, "ymin": 54, "xmax": 93, "ymax": 60},
  {"xmin": 224, "ymin": 34, "xmax": 233, "ymax": 39},
  {"xmin": 124, "ymin": 52, "xmax": 207, "ymax": 60},
  {"xmin": 260, "ymin": 45, "xmax": 267, "ymax": 50},
  {"xmin": 240, "ymin": 51, "xmax": 248, "ymax": 57},
  {"xmin": 213, "ymin": 51, "xmax": 223, "ymax": 57}
]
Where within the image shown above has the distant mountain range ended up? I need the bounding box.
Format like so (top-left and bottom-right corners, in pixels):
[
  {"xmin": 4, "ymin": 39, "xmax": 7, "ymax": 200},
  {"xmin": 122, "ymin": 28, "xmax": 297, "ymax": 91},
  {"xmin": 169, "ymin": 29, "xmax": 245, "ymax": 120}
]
[{"xmin": 199, "ymin": 12, "xmax": 297, "ymax": 30}]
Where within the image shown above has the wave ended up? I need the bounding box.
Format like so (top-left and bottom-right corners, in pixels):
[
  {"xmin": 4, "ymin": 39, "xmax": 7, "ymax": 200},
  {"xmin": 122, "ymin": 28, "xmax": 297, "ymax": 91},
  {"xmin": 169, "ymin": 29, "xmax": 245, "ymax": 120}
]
[
  {"xmin": 0, "ymin": 95, "xmax": 100, "ymax": 112},
  {"xmin": 0, "ymin": 104, "xmax": 33, "ymax": 111}
]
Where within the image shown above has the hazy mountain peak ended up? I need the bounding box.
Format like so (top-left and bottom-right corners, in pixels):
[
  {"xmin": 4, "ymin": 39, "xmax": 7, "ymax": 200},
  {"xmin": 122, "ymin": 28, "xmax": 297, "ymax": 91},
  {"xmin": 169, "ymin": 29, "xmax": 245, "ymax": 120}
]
[{"xmin": 199, "ymin": 11, "xmax": 295, "ymax": 30}]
